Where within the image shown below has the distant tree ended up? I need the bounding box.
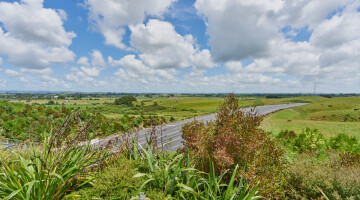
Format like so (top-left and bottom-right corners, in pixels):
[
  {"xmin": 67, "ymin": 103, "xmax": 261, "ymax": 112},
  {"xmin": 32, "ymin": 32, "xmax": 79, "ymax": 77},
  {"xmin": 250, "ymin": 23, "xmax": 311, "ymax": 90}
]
[
  {"xmin": 47, "ymin": 100, "xmax": 55, "ymax": 105},
  {"xmin": 114, "ymin": 95, "xmax": 137, "ymax": 106}
]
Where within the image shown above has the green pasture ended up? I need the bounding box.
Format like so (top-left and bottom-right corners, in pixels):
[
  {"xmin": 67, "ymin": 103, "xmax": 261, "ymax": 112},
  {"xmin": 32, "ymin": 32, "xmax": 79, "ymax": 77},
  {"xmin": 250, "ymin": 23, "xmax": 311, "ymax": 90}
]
[{"xmin": 261, "ymin": 97, "xmax": 360, "ymax": 137}]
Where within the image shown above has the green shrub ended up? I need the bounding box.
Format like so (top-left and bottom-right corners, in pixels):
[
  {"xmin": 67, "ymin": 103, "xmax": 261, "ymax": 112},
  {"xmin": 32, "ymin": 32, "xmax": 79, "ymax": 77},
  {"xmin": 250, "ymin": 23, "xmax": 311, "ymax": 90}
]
[
  {"xmin": 74, "ymin": 155, "xmax": 165, "ymax": 200},
  {"xmin": 328, "ymin": 134, "xmax": 360, "ymax": 153},
  {"xmin": 114, "ymin": 95, "xmax": 137, "ymax": 106},
  {"xmin": 293, "ymin": 128, "xmax": 326, "ymax": 153}
]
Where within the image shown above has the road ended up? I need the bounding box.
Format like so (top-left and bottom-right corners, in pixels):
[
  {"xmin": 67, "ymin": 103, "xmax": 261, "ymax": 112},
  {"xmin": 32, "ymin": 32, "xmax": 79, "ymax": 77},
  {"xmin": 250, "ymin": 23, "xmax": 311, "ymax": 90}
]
[{"xmin": 94, "ymin": 103, "xmax": 307, "ymax": 151}]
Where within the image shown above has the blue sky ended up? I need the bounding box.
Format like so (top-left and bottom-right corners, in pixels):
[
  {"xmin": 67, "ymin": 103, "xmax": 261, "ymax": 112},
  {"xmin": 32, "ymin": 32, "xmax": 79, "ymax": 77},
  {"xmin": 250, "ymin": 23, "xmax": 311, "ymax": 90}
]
[{"xmin": 0, "ymin": 0, "xmax": 359, "ymax": 93}]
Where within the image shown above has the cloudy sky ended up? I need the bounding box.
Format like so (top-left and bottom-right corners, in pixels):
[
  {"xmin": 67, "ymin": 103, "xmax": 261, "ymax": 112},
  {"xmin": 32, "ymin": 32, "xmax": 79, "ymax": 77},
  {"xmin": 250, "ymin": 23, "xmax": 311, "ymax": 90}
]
[{"xmin": 0, "ymin": 0, "xmax": 359, "ymax": 93}]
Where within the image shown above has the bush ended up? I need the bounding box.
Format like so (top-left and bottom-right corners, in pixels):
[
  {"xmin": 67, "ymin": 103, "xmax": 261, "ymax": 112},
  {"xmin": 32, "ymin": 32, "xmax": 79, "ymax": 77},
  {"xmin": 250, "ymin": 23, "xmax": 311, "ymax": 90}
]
[
  {"xmin": 328, "ymin": 133, "xmax": 360, "ymax": 153},
  {"xmin": 285, "ymin": 152, "xmax": 360, "ymax": 199},
  {"xmin": 182, "ymin": 94, "xmax": 286, "ymax": 198},
  {"xmin": 293, "ymin": 128, "xmax": 326, "ymax": 153},
  {"xmin": 47, "ymin": 100, "xmax": 55, "ymax": 105},
  {"xmin": 74, "ymin": 155, "xmax": 165, "ymax": 200},
  {"xmin": 114, "ymin": 95, "xmax": 137, "ymax": 106}
]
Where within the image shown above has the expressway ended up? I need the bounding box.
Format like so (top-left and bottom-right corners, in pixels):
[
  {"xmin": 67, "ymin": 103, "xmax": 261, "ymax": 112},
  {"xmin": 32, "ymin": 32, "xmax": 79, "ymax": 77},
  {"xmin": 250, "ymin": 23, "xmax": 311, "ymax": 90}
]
[{"xmin": 94, "ymin": 103, "xmax": 307, "ymax": 151}]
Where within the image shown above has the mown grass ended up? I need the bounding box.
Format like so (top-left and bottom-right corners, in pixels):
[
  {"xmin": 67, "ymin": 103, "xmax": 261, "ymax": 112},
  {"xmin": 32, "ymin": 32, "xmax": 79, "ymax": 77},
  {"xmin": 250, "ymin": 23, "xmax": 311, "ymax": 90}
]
[{"xmin": 261, "ymin": 97, "xmax": 360, "ymax": 137}]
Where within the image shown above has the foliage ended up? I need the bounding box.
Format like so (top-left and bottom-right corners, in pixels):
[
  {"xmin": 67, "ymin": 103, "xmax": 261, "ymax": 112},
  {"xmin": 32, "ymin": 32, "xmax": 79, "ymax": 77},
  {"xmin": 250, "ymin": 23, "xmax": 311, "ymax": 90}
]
[
  {"xmin": 182, "ymin": 94, "xmax": 286, "ymax": 199},
  {"xmin": 0, "ymin": 100, "xmax": 171, "ymax": 141},
  {"xmin": 114, "ymin": 95, "xmax": 137, "ymax": 106},
  {"xmin": 0, "ymin": 112, "xmax": 112, "ymax": 200},
  {"xmin": 293, "ymin": 128, "xmax": 327, "ymax": 153},
  {"xmin": 328, "ymin": 133, "xmax": 360, "ymax": 153},
  {"xmin": 277, "ymin": 128, "xmax": 360, "ymax": 154},
  {"xmin": 132, "ymin": 141, "xmax": 261, "ymax": 200},
  {"xmin": 73, "ymin": 155, "xmax": 165, "ymax": 200},
  {"xmin": 285, "ymin": 152, "xmax": 360, "ymax": 199}
]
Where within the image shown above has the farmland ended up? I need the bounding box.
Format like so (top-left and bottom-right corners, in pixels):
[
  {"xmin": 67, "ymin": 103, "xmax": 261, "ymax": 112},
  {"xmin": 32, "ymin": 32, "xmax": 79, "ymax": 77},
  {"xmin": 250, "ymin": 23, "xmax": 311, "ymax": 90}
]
[{"xmin": 262, "ymin": 96, "xmax": 360, "ymax": 137}]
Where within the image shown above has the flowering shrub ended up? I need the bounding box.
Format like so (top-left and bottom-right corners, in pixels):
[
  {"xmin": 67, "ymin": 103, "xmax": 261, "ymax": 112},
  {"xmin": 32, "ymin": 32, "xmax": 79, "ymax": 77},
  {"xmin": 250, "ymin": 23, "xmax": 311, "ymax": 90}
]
[{"xmin": 182, "ymin": 94, "xmax": 286, "ymax": 198}]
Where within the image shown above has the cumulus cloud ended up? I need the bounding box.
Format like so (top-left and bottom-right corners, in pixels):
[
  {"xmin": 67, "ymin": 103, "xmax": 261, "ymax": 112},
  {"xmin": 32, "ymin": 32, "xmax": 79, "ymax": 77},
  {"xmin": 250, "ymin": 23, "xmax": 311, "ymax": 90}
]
[
  {"xmin": 0, "ymin": 0, "xmax": 76, "ymax": 69},
  {"xmin": 276, "ymin": 0, "xmax": 353, "ymax": 29},
  {"xmin": 77, "ymin": 57, "xmax": 90, "ymax": 66},
  {"xmin": 65, "ymin": 50, "xmax": 106, "ymax": 85},
  {"xmin": 130, "ymin": 19, "xmax": 215, "ymax": 69},
  {"xmin": 84, "ymin": 0, "xmax": 176, "ymax": 49},
  {"xmin": 310, "ymin": 4, "xmax": 360, "ymax": 49},
  {"xmin": 195, "ymin": 0, "xmax": 281, "ymax": 61},
  {"xmin": 90, "ymin": 50, "xmax": 106, "ymax": 68},
  {"xmin": 194, "ymin": 0, "xmax": 360, "ymax": 92},
  {"xmin": 111, "ymin": 54, "xmax": 178, "ymax": 83},
  {"xmin": 194, "ymin": 0, "xmax": 352, "ymax": 62}
]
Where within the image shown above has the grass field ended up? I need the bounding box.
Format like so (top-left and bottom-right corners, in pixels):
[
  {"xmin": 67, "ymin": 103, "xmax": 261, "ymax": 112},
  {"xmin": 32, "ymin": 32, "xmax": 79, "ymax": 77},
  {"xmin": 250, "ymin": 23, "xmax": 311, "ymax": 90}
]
[{"xmin": 261, "ymin": 97, "xmax": 360, "ymax": 137}]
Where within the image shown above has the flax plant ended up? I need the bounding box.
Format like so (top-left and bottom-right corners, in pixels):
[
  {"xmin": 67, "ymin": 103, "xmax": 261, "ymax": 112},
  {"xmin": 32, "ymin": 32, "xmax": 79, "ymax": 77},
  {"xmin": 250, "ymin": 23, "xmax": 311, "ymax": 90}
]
[{"xmin": 0, "ymin": 112, "xmax": 112, "ymax": 200}]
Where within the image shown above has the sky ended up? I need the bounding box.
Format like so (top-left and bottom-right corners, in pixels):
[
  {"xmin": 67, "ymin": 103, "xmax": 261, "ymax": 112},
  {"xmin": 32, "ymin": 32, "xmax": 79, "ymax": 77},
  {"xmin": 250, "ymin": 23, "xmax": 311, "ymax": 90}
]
[{"xmin": 0, "ymin": 0, "xmax": 359, "ymax": 93}]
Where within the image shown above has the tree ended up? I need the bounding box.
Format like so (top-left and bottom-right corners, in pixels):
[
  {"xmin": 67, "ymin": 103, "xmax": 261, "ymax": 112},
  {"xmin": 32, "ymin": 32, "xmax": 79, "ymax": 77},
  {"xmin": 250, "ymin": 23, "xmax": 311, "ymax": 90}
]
[
  {"xmin": 47, "ymin": 100, "xmax": 55, "ymax": 105},
  {"xmin": 114, "ymin": 95, "xmax": 137, "ymax": 106}
]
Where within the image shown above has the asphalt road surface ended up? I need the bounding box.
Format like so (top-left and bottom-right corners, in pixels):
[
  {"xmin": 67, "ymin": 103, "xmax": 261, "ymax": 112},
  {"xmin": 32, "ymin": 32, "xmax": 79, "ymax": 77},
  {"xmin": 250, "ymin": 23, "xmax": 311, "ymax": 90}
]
[{"xmin": 93, "ymin": 103, "xmax": 307, "ymax": 151}]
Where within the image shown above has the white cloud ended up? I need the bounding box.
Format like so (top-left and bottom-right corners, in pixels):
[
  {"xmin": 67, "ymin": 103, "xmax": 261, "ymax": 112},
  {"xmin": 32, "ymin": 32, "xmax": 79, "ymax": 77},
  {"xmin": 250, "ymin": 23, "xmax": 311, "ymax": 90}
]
[
  {"xmin": 65, "ymin": 50, "xmax": 106, "ymax": 85},
  {"xmin": 5, "ymin": 69, "xmax": 28, "ymax": 82},
  {"xmin": 108, "ymin": 54, "xmax": 180, "ymax": 90},
  {"xmin": 90, "ymin": 50, "xmax": 106, "ymax": 68},
  {"xmin": 194, "ymin": 0, "xmax": 360, "ymax": 92},
  {"xmin": 130, "ymin": 19, "xmax": 215, "ymax": 69},
  {"xmin": 310, "ymin": 5, "xmax": 360, "ymax": 49},
  {"xmin": 5, "ymin": 69, "xmax": 20, "ymax": 77},
  {"xmin": 0, "ymin": 57, "xmax": 2, "ymax": 65},
  {"xmin": 195, "ymin": 0, "xmax": 281, "ymax": 61},
  {"xmin": 77, "ymin": 56, "xmax": 90, "ymax": 66},
  {"xmin": 41, "ymin": 75, "xmax": 69, "ymax": 88},
  {"xmin": 84, "ymin": 0, "xmax": 176, "ymax": 49},
  {"xmin": 80, "ymin": 66, "xmax": 100, "ymax": 77},
  {"xmin": 190, "ymin": 49, "xmax": 216, "ymax": 69},
  {"xmin": 0, "ymin": 0, "xmax": 76, "ymax": 68},
  {"xmin": 194, "ymin": 0, "xmax": 352, "ymax": 62},
  {"xmin": 276, "ymin": 0, "xmax": 352, "ymax": 29},
  {"xmin": 20, "ymin": 67, "xmax": 53, "ymax": 76},
  {"xmin": 225, "ymin": 61, "xmax": 243, "ymax": 73}
]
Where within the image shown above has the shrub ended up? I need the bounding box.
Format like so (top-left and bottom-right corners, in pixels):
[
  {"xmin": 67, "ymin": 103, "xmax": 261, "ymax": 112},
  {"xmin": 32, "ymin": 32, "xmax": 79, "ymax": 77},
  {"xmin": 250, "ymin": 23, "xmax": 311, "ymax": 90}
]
[
  {"xmin": 74, "ymin": 155, "xmax": 165, "ymax": 200},
  {"xmin": 182, "ymin": 94, "xmax": 286, "ymax": 198},
  {"xmin": 293, "ymin": 128, "xmax": 326, "ymax": 153},
  {"xmin": 328, "ymin": 133, "xmax": 360, "ymax": 153},
  {"xmin": 285, "ymin": 152, "xmax": 360, "ymax": 199},
  {"xmin": 114, "ymin": 95, "xmax": 137, "ymax": 106}
]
